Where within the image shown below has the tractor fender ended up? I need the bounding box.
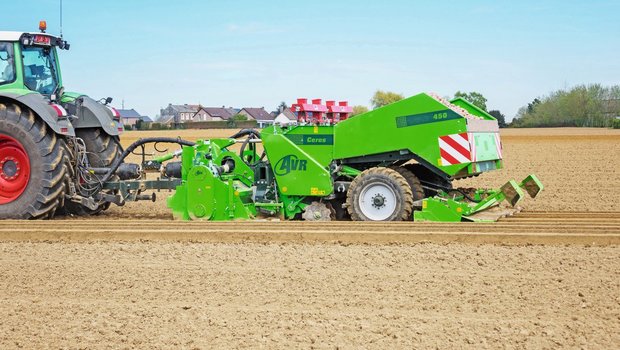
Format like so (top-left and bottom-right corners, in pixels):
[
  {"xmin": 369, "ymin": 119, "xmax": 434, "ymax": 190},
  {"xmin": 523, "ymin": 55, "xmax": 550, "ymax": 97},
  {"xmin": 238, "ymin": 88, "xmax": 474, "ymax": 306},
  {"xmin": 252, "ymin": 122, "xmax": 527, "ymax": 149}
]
[
  {"xmin": 0, "ymin": 92, "xmax": 75, "ymax": 136},
  {"xmin": 66, "ymin": 95, "xmax": 122, "ymax": 136}
]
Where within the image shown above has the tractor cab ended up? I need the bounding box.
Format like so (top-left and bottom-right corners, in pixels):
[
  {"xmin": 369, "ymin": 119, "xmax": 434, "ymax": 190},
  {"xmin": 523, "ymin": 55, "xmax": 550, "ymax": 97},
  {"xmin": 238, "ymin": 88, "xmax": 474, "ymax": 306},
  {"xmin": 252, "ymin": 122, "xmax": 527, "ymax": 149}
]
[{"xmin": 0, "ymin": 21, "xmax": 69, "ymax": 100}]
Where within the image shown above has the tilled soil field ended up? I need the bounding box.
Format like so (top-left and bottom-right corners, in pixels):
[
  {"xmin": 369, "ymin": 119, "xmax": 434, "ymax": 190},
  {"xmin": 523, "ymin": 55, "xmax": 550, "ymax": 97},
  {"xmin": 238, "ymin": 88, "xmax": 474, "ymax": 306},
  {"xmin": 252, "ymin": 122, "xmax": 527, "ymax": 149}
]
[
  {"xmin": 0, "ymin": 225, "xmax": 618, "ymax": 349},
  {"xmin": 1, "ymin": 128, "xmax": 619, "ymax": 348},
  {"xmin": 1, "ymin": 212, "xmax": 619, "ymax": 245}
]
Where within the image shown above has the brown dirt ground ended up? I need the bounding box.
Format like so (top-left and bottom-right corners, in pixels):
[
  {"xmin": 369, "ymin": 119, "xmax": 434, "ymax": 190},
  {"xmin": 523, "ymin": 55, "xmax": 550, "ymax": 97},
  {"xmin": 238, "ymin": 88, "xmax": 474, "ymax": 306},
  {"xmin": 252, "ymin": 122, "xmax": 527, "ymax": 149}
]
[
  {"xmin": 0, "ymin": 128, "xmax": 619, "ymax": 349},
  {"xmin": 1, "ymin": 241, "xmax": 618, "ymax": 349}
]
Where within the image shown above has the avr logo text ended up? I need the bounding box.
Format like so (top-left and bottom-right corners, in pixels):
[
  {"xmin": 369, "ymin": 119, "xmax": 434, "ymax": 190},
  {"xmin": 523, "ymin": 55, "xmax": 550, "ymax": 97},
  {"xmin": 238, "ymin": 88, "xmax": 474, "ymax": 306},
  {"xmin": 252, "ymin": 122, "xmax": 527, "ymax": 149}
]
[{"xmin": 275, "ymin": 155, "xmax": 307, "ymax": 175}]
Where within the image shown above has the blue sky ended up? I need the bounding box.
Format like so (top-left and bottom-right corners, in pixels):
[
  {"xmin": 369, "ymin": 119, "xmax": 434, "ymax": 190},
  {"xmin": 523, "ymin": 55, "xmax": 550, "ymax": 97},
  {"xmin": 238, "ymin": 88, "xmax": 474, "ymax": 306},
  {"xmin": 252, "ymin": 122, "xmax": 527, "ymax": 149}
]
[{"xmin": 2, "ymin": 0, "xmax": 619, "ymax": 120}]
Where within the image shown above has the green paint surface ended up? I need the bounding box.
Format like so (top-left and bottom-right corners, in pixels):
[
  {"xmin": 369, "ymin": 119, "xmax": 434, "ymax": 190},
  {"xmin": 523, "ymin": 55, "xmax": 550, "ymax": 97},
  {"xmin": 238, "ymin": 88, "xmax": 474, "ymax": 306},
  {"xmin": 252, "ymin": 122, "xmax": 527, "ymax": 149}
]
[
  {"xmin": 473, "ymin": 133, "xmax": 499, "ymax": 162},
  {"xmin": 285, "ymin": 134, "xmax": 334, "ymax": 145},
  {"xmin": 395, "ymin": 109, "xmax": 461, "ymax": 128}
]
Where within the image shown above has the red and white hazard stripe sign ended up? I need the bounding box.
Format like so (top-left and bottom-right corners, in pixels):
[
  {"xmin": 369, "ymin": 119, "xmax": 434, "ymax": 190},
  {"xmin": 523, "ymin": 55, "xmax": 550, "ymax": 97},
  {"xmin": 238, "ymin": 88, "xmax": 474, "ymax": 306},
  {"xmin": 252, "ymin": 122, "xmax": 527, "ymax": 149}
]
[
  {"xmin": 494, "ymin": 132, "xmax": 503, "ymax": 159},
  {"xmin": 107, "ymin": 106, "xmax": 120, "ymax": 118},
  {"xmin": 439, "ymin": 133, "xmax": 471, "ymax": 166},
  {"xmin": 49, "ymin": 103, "xmax": 67, "ymax": 117}
]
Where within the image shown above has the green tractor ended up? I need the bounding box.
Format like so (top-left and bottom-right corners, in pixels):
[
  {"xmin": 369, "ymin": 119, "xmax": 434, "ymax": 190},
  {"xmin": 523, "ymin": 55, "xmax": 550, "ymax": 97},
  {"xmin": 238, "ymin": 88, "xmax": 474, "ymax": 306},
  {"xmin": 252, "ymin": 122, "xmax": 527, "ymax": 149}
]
[{"xmin": 0, "ymin": 21, "xmax": 124, "ymax": 219}]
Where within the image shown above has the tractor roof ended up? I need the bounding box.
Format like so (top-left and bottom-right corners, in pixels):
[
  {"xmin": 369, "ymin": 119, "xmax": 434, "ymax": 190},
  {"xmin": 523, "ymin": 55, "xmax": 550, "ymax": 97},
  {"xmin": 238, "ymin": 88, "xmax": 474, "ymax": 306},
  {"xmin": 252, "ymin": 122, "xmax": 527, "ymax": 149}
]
[
  {"xmin": 0, "ymin": 31, "xmax": 61, "ymax": 42},
  {"xmin": 0, "ymin": 31, "xmax": 25, "ymax": 41}
]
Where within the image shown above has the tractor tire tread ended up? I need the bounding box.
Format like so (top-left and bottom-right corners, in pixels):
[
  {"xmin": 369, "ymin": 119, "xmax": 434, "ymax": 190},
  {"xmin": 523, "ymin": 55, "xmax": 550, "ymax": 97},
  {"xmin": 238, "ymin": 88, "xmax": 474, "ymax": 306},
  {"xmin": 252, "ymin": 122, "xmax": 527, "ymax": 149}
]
[
  {"xmin": 389, "ymin": 166, "xmax": 425, "ymax": 201},
  {"xmin": 346, "ymin": 167, "xmax": 413, "ymax": 221},
  {"xmin": 0, "ymin": 102, "xmax": 67, "ymax": 219}
]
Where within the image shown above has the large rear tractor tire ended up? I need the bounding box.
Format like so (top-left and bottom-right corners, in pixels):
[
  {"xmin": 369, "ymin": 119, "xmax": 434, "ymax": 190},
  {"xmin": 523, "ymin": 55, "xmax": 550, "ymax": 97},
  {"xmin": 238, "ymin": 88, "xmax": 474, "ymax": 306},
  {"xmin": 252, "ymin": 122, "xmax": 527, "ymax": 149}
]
[
  {"xmin": 389, "ymin": 166, "xmax": 426, "ymax": 221},
  {"xmin": 346, "ymin": 167, "xmax": 413, "ymax": 221},
  {"xmin": 63, "ymin": 128, "xmax": 122, "ymax": 216},
  {"xmin": 0, "ymin": 103, "xmax": 68, "ymax": 219},
  {"xmin": 389, "ymin": 166, "xmax": 425, "ymax": 200}
]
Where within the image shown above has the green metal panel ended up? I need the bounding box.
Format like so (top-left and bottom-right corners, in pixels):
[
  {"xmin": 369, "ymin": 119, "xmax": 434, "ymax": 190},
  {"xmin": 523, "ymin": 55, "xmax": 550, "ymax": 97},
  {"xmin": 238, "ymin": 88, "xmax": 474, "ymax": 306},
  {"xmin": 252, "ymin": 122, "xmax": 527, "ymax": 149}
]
[
  {"xmin": 450, "ymin": 98, "xmax": 495, "ymax": 120},
  {"xmin": 261, "ymin": 126, "xmax": 333, "ymax": 196},
  {"xmin": 413, "ymin": 174, "xmax": 543, "ymax": 222},
  {"xmin": 395, "ymin": 109, "xmax": 461, "ymax": 127},
  {"xmin": 170, "ymin": 164, "xmax": 254, "ymax": 220},
  {"xmin": 186, "ymin": 164, "xmax": 217, "ymax": 220},
  {"xmin": 60, "ymin": 91, "xmax": 82, "ymax": 103},
  {"xmin": 280, "ymin": 125, "xmax": 334, "ymax": 167},
  {"xmin": 413, "ymin": 197, "xmax": 466, "ymax": 222},
  {"xmin": 167, "ymin": 140, "xmax": 258, "ymax": 220},
  {"xmin": 472, "ymin": 133, "xmax": 499, "ymax": 161},
  {"xmin": 333, "ymin": 93, "xmax": 469, "ymax": 176},
  {"xmin": 53, "ymin": 46, "xmax": 63, "ymax": 88}
]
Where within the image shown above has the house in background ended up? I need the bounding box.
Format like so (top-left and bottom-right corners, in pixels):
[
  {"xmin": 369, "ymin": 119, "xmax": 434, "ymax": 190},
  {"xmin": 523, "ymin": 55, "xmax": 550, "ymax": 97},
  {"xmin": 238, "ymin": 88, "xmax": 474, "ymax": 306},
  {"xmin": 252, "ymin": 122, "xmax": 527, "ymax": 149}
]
[
  {"xmin": 160, "ymin": 104, "xmax": 243, "ymax": 123},
  {"xmin": 159, "ymin": 104, "xmax": 201, "ymax": 124},
  {"xmin": 192, "ymin": 107, "xmax": 210, "ymax": 121},
  {"xmin": 239, "ymin": 107, "xmax": 273, "ymax": 127},
  {"xmin": 156, "ymin": 114, "xmax": 176, "ymax": 126},
  {"xmin": 198, "ymin": 107, "xmax": 234, "ymax": 121},
  {"xmin": 156, "ymin": 103, "xmax": 277, "ymax": 127},
  {"xmin": 273, "ymin": 107, "xmax": 297, "ymax": 126},
  {"xmin": 118, "ymin": 108, "xmax": 152, "ymax": 129},
  {"xmin": 226, "ymin": 107, "xmax": 241, "ymax": 117}
]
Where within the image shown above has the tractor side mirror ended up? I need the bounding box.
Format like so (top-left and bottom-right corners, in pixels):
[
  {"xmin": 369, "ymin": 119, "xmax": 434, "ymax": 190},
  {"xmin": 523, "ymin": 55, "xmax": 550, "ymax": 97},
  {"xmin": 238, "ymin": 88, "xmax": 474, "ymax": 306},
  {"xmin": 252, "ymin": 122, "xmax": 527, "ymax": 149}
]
[{"xmin": 105, "ymin": 97, "xmax": 113, "ymax": 105}]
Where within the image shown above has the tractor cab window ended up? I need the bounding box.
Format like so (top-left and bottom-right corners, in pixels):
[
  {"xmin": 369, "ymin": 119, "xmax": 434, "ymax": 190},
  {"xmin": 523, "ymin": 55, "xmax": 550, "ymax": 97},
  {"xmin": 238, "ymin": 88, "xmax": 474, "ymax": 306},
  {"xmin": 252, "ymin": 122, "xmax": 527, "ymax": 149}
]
[
  {"xmin": 0, "ymin": 42, "xmax": 15, "ymax": 85},
  {"xmin": 21, "ymin": 45, "xmax": 59, "ymax": 95}
]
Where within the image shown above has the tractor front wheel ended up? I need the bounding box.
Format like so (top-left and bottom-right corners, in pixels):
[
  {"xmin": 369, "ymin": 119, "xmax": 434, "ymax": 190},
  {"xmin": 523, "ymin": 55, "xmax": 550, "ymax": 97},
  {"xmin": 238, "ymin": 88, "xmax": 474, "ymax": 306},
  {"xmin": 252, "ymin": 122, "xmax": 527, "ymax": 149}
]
[
  {"xmin": 0, "ymin": 103, "xmax": 67, "ymax": 219},
  {"xmin": 346, "ymin": 167, "xmax": 413, "ymax": 221}
]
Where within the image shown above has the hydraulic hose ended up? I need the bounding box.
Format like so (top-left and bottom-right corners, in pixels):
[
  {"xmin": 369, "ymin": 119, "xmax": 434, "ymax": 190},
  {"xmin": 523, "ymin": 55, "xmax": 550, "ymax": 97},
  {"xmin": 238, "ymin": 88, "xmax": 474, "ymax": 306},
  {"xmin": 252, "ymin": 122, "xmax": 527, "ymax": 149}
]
[
  {"xmin": 238, "ymin": 133, "xmax": 267, "ymax": 166},
  {"xmin": 230, "ymin": 129, "xmax": 264, "ymax": 166},
  {"xmin": 101, "ymin": 137, "xmax": 195, "ymax": 183},
  {"xmin": 446, "ymin": 188, "xmax": 480, "ymax": 203},
  {"xmin": 229, "ymin": 129, "xmax": 261, "ymax": 139},
  {"xmin": 421, "ymin": 181, "xmax": 481, "ymax": 203},
  {"xmin": 239, "ymin": 134, "xmax": 256, "ymax": 159}
]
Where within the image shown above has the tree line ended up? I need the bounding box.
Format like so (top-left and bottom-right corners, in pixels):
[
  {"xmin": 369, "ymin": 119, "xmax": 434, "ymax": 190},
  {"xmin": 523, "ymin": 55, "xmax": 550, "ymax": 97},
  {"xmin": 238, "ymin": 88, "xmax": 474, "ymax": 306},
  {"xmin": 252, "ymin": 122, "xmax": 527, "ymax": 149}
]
[
  {"xmin": 511, "ymin": 84, "xmax": 620, "ymax": 128},
  {"xmin": 351, "ymin": 84, "xmax": 620, "ymax": 128}
]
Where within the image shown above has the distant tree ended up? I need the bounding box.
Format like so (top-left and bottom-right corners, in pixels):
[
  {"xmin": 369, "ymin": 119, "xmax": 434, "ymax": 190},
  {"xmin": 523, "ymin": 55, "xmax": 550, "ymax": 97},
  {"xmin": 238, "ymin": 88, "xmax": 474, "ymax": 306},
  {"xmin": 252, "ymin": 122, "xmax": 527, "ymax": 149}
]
[
  {"xmin": 232, "ymin": 114, "xmax": 248, "ymax": 121},
  {"xmin": 371, "ymin": 90, "xmax": 404, "ymax": 109},
  {"xmin": 277, "ymin": 101, "xmax": 288, "ymax": 112},
  {"xmin": 351, "ymin": 105, "xmax": 369, "ymax": 116},
  {"xmin": 488, "ymin": 110, "xmax": 507, "ymax": 128},
  {"xmin": 527, "ymin": 98, "xmax": 541, "ymax": 114},
  {"xmin": 454, "ymin": 91, "xmax": 488, "ymax": 111}
]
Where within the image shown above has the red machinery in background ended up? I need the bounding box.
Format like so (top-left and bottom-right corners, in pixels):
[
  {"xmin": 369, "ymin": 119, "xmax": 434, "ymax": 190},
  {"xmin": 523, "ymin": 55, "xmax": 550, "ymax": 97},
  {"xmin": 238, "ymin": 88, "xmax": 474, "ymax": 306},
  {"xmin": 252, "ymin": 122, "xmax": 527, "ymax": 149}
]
[{"xmin": 291, "ymin": 98, "xmax": 352, "ymax": 124}]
